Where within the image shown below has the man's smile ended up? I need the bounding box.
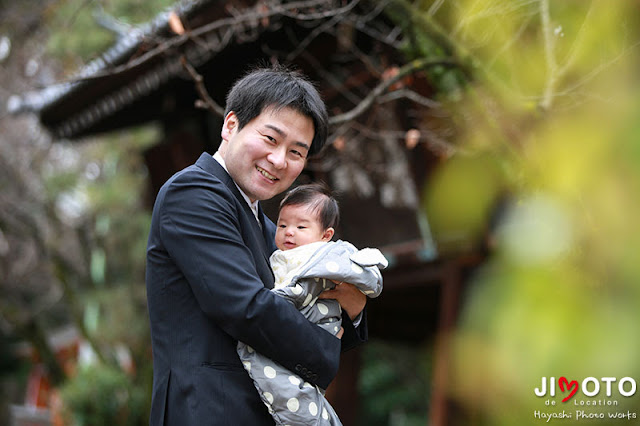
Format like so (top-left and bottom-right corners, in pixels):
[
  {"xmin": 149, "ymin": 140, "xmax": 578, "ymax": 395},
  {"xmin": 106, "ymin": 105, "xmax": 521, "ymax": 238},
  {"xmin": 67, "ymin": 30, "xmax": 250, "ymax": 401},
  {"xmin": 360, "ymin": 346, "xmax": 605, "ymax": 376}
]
[{"xmin": 256, "ymin": 166, "xmax": 278, "ymax": 181}]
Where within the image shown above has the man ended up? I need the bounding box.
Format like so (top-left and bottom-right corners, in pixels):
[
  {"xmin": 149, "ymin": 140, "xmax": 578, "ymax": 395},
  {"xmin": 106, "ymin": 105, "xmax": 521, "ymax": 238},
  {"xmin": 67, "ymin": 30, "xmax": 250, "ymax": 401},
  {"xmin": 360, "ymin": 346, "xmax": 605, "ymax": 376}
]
[{"xmin": 145, "ymin": 66, "xmax": 367, "ymax": 425}]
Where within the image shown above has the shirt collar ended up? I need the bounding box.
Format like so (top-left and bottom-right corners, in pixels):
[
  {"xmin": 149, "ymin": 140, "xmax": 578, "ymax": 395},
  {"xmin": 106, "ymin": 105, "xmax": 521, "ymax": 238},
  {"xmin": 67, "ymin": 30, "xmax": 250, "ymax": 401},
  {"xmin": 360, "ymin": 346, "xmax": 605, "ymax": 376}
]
[{"xmin": 213, "ymin": 151, "xmax": 260, "ymax": 222}]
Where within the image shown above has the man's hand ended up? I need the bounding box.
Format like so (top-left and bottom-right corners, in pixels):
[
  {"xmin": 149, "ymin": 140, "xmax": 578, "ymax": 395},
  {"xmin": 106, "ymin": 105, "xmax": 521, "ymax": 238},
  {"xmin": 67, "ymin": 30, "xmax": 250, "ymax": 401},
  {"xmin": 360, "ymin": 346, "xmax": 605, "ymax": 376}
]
[{"xmin": 318, "ymin": 281, "xmax": 366, "ymax": 321}]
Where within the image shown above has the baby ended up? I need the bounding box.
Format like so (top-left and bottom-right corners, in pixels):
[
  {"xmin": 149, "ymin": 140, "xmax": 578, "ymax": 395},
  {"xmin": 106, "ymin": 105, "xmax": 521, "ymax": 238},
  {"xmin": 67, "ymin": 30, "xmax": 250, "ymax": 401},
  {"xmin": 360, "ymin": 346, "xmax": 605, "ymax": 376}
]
[{"xmin": 237, "ymin": 183, "xmax": 387, "ymax": 426}]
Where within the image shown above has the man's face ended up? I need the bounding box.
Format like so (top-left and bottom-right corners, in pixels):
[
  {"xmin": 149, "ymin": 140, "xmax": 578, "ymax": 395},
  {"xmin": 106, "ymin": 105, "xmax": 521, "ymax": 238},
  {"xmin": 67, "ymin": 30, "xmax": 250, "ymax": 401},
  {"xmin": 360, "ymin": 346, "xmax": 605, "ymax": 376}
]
[{"xmin": 220, "ymin": 107, "xmax": 314, "ymax": 202}]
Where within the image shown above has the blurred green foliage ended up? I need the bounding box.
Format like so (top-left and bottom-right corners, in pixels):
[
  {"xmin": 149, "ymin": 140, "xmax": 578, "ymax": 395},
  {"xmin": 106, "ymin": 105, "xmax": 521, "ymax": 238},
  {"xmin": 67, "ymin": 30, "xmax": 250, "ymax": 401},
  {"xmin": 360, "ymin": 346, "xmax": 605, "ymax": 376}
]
[
  {"xmin": 358, "ymin": 340, "xmax": 431, "ymax": 426},
  {"xmin": 59, "ymin": 364, "xmax": 147, "ymax": 426},
  {"xmin": 46, "ymin": 0, "xmax": 175, "ymax": 63},
  {"xmin": 42, "ymin": 126, "xmax": 158, "ymax": 422},
  {"xmin": 423, "ymin": 153, "xmax": 504, "ymax": 253},
  {"xmin": 9, "ymin": 0, "xmax": 640, "ymax": 425},
  {"xmin": 411, "ymin": 0, "xmax": 640, "ymax": 424}
]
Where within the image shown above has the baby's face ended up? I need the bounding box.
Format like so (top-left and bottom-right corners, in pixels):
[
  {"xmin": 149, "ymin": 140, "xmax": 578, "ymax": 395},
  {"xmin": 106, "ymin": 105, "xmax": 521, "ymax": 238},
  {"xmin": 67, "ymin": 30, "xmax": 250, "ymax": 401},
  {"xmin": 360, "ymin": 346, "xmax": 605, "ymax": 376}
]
[{"xmin": 275, "ymin": 204, "xmax": 332, "ymax": 250}]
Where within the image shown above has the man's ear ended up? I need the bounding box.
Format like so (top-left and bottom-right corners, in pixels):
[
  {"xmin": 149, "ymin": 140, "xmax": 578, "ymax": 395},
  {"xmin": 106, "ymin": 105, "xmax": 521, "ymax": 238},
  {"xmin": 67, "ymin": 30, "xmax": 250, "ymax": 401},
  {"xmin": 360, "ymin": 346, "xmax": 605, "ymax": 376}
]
[
  {"xmin": 322, "ymin": 227, "xmax": 335, "ymax": 241},
  {"xmin": 221, "ymin": 111, "xmax": 238, "ymax": 141}
]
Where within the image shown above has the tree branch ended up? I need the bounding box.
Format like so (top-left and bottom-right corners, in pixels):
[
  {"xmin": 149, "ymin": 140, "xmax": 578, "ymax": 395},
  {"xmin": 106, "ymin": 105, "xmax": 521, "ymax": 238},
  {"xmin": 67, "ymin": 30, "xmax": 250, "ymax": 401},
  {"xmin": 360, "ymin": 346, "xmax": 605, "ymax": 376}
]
[
  {"xmin": 347, "ymin": 121, "xmax": 457, "ymax": 157},
  {"xmin": 93, "ymin": 5, "xmax": 133, "ymax": 39},
  {"xmin": 329, "ymin": 57, "xmax": 458, "ymax": 126},
  {"xmin": 62, "ymin": 0, "xmax": 350, "ymax": 85},
  {"xmin": 285, "ymin": 10, "xmax": 347, "ymax": 62},
  {"xmin": 539, "ymin": 0, "xmax": 557, "ymax": 111},
  {"xmin": 376, "ymin": 88, "xmax": 441, "ymax": 109},
  {"xmin": 180, "ymin": 56, "xmax": 225, "ymax": 117}
]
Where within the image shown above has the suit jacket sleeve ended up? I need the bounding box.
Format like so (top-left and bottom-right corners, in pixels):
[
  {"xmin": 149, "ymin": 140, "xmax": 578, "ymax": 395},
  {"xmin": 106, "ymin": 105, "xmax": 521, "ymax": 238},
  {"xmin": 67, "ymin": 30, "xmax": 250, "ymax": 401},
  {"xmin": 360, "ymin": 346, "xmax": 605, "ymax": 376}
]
[
  {"xmin": 341, "ymin": 309, "xmax": 368, "ymax": 352},
  {"xmin": 157, "ymin": 170, "xmax": 341, "ymax": 388}
]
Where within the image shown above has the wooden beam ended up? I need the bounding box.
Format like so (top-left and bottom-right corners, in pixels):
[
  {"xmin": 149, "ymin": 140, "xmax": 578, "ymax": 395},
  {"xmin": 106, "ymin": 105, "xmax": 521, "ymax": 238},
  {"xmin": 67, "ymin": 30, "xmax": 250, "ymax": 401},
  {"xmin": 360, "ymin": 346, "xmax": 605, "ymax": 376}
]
[
  {"xmin": 429, "ymin": 262, "xmax": 461, "ymax": 426},
  {"xmin": 326, "ymin": 348, "xmax": 361, "ymax": 425}
]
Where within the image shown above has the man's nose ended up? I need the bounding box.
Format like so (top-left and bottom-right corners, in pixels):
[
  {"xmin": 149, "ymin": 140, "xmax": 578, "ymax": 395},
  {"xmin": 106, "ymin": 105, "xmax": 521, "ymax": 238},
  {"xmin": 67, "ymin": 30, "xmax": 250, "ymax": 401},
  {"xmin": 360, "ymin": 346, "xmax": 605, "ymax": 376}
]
[{"xmin": 267, "ymin": 146, "xmax": 287, "ymax": 169}]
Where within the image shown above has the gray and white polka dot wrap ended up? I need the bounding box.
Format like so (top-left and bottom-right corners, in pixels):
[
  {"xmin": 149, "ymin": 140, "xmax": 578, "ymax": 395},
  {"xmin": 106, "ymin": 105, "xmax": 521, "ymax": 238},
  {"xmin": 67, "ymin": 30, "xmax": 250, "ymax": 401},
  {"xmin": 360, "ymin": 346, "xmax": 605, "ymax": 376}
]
[{"xmin": 237, "ymin": 240, "xmax": 386, "ymax": 425}]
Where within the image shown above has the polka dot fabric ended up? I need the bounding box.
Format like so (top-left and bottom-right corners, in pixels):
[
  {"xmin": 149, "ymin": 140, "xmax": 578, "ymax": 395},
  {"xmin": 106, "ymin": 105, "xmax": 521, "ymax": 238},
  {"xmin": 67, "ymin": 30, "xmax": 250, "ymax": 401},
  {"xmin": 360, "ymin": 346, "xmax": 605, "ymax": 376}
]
[{"xmin": 237, "ymin": 240, "xmax": 386, "ymax": 425}]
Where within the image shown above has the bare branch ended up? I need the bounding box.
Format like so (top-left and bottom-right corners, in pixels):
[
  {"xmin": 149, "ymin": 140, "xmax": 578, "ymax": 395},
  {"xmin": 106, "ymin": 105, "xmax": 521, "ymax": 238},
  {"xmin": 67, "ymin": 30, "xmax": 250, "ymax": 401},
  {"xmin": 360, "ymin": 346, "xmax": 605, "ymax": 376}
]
[
  {"xmin": 345, "ymin": 40, "xmax": 385, "ymax": 77},
  {"xmin": 348, "ymin": 1, "xmax": 405, "ymax": 50},
  {"xmin": 299, "ymin": 51, "xmax": 363, "ymax": 105},
  {"xmin": 488, "ymin": 12, "xmax": 536, "ymax": 69},
  {"xmin": 428, "ymin": 0, "xmax": 446, "ymax": 16},
  {"xmin": 93, "ymin": 5, "xmax": 133, "ymax": 39},
  {"xmin": 531, "ymin": 39, "xmax": 640, "ymax": 107},
  {"xmin": 65, "ymin": 0, "xmax": 96, "ymax": 29},
  {"xmin": 389, "ymin": 0, "xmax": 476, "ymax": 78},
  {"xmin": 62, "ymin": 0, "xmax": 352, "ymax": 85},
  {"xmin": 180, "ymin": 56, "xmax": 225, "ymax": 117},
  {"xmin": 558, "ymin": 3, "xmax": 596, "ymax": 76},
  {"xmin": 276, "ymin": 0, "xmax": 360, "ymax": 20},
  {"xmin": 329, "ymin": 57, "xmax": 459, "ymax": 126},
  {"xmin": 377, "ymin": 88, "xmax": 441, "ymax": 109},
  {"xmin": 539, "ymin": 0, "xmax": 557, "ymax": 111},
  {"xmin": 348, "ymin": 121, "xmax": 457, "ymax": 157},
  {"xmin": 285, "ymin": 12, "xmax": 346, "ymax": 62}
]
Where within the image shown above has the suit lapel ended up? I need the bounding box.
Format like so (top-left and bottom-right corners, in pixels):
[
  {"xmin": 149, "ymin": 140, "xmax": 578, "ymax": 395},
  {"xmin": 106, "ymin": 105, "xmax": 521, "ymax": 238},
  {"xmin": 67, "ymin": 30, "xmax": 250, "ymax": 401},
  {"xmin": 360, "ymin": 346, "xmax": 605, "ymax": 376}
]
[
  {"xmin": 258, "ymin": 204, "xmax": 277, "ymax": 254},
  {"xmin": 258, "ymin": 204, "xmax": 277, "ymax": 282},
  {"xmin": 196, "ymin": 153, "xmax": 275, "ymax": 288}
]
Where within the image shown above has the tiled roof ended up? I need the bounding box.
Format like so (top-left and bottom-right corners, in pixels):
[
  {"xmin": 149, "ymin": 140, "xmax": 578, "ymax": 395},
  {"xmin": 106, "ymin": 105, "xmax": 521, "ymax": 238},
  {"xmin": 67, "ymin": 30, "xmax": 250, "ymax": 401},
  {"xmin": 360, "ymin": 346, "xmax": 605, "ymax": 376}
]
[{"xmin": 7, "ymin": 0, "xmax": 219, "ymax": 138}]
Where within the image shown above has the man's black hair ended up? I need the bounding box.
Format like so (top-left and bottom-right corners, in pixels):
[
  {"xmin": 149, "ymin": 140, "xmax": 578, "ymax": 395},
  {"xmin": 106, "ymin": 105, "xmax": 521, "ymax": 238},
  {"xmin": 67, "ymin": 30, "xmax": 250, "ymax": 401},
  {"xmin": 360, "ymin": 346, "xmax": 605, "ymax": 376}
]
[
  {"xmin": 225, "ymin": 64, "xmax": 329, "ymax": 156},
  {"xmin": 279, "ymin": 182, "xmax": 339, "ymax": 230}
]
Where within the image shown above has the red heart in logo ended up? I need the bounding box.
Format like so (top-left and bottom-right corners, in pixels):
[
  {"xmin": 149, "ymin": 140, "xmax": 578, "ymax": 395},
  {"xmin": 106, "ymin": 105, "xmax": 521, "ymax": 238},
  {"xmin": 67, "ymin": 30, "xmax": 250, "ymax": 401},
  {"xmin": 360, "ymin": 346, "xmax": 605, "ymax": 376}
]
[{"xmin": 559, "ymin": 377, "xmax": 578, "ymax": 402}]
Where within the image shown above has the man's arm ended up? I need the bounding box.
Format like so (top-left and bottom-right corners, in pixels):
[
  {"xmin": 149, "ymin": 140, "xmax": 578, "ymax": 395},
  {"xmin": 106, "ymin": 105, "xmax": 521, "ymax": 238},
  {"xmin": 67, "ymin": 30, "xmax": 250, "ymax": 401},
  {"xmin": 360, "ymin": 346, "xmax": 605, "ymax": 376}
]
[{"xmin": 160, "ymin": 172, "xmax": 341, "ymax": 388}]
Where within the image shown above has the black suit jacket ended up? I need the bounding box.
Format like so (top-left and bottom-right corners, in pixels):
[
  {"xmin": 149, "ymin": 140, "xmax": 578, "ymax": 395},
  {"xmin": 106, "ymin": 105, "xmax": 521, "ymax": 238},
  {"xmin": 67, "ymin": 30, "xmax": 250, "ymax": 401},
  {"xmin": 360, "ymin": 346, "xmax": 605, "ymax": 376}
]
[{"xmin": 146, "ymin": 153, "xmax": 366, "ymax": 425}]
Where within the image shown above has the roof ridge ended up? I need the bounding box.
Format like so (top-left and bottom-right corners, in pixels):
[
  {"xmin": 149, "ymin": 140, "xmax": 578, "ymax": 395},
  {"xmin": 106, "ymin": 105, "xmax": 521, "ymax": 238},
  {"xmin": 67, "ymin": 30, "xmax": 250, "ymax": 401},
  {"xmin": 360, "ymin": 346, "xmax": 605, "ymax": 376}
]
[{"xmin": 7, "ymin": 0, "xmax": 217, "ymax": 116}]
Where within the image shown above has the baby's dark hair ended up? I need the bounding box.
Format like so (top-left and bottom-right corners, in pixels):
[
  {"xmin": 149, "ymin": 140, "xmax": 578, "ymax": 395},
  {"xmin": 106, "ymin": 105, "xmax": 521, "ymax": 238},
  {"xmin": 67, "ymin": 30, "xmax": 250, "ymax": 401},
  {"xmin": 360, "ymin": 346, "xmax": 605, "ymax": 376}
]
[{"xmin": 279, "ymin": 182, "xmax": 339, "ymax": 230}]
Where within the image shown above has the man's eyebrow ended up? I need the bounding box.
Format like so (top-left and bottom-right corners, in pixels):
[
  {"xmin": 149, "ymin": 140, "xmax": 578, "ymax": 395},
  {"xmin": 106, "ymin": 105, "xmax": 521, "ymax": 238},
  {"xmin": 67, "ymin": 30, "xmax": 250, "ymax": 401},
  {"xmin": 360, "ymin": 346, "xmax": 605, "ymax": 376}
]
[
  {"xmin": 265, "ymin": 124, "xmax": 310, "ymax": 152},
  {"xmin": 294, "ymin": 141, "xmax": 311, "ymax": 152},
  {"xmin": 265, "ymin": 124, "xmax": 286, "ymax": 137}
]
